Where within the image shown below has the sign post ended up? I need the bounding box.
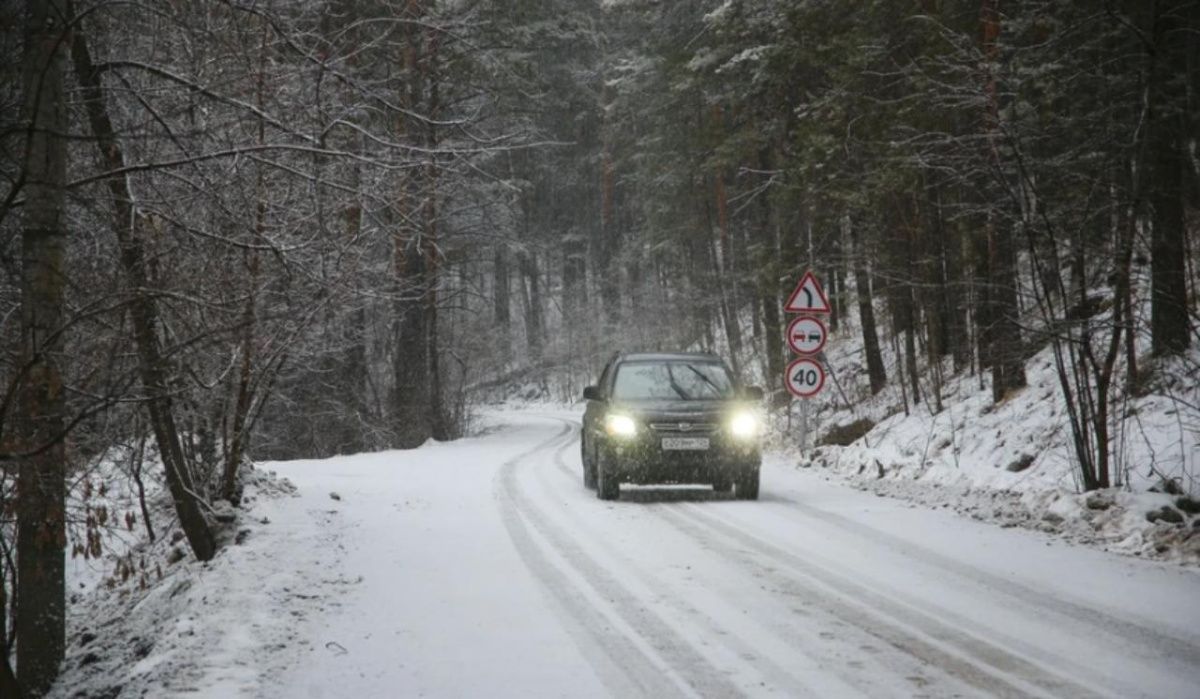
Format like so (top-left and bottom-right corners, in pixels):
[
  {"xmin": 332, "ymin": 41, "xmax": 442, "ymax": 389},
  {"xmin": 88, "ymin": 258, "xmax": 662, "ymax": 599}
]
[{"xmin": 783, "ymin": 270, "xmax": 832, "ymax": 449}]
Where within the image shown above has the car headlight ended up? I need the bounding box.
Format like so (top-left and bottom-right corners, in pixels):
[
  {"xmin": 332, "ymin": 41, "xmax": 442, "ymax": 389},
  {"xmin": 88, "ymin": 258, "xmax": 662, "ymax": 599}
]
[
  {"xmin": 729, "ymin": 411, "xmax": 758, "ymax": 439},
  {"xmin": 605, "ymin": 413, "xmax": 638, "ymax": 438}
]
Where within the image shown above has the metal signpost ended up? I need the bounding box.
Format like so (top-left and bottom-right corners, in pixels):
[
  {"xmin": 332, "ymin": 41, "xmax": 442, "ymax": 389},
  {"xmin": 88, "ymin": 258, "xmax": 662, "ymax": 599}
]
[{"xmin": 783, "ymin": 270, "xmax": 831, "ymax": 449}]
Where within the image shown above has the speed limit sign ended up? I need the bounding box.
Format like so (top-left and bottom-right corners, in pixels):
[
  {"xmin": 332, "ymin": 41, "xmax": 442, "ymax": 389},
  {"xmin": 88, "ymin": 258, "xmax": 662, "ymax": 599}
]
[{"xmin": 785, "ymin": 357, "xmax": 825, "ymax": 398}]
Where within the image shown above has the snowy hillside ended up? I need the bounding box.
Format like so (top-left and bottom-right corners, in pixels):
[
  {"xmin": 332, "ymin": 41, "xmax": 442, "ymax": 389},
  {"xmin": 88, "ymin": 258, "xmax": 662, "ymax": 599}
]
[{"xmin": 766, "ymin": 306, "xmax": 1200, "ymax": 564}]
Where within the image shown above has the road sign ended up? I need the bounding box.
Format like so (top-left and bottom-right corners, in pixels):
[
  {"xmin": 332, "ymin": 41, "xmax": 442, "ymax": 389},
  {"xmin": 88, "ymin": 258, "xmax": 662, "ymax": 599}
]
[
  {"xmin": 785, "ymin": 357, "xmax": 825, "ymax": 398},
  {"xmin": 786, "ymin": 316, "xmax": 827, "ymax": 355},
  {"xmin": 784, "ymin": 270, "xmax": 831, "ymax": 314}
]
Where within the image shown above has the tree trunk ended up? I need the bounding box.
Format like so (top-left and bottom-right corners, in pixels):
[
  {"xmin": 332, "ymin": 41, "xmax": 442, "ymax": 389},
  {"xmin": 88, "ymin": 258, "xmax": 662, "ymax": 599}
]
[
  {"xmin": 707, "ymin": 104, "xmax": 742, "ymax": 364},
  {"xmin": 982, "ymin": 0, "xmax": 1026, "ymax": 400},
  {"xmin": 713, "ymin": 169, "xmax": 743, "ymax": 366},
  {"xmin": 223, "ymin": 18, "xmax": 269, "ymax": 502},
  {"xmin": 0, "ymin": 645, "xmax": 20, "ymax": 699},
  {"xmin": 921, "ymin": 186, "xmax": 947, "ymax": 412},
  {"xmin": 904, "ymin": 319, "xmax": 921, "ymax": 406},
  {"xmin": 494, "ymin": 245, "xmax": 511, "ymax": 327},
  {"xmin": 847, "ymin": 215, "xmax": 887, "ymax": 394},
  {"xmin": 72, "ymin": 29, "xmax": 216, "ymax": 562},
  {"xmin": 16, "ymin": 1, "xmax": 70, "ymax": 692},
  {"xmin": 393, "ymin": 235, "xmax": 430, "ymax": 447},
  {"xmin": 756, "ymin": 148, "xmax": 786, "ymax": 405},
  {"xmin": 1142, "ymin": 1, "xmax": 1190, "ymax": 355},
  {"xmin": 563, "ymin": 209, "xmax": 587, "ymax": 369},
  {"xmin": 987, "ymin": 215, "xmax": 1027, "ymax": 401},
  {"xmin": 942, "ymin": 192, "xmax": 970, "ymax": 373},
  {"xmin": 599, "ymin": 148, "xmax": 621, "ymax": 327},
  {"xmin": 222, "ymin": 243, "xmax": 257, "ymax": 502},
  {"xmin": 971, "ymin": 216, "xmax": 992, "ymax": 376},
  {"xmin": 392, "ymin": 0, "xmax": 433, "ymax": 447},
  {"xmin": 1148, "ymin": 164, "xmax": 1190, "ymax": 356},
  {"xmin": 425, "ymin": 29, "xmax": 451, "ymax": 442},
  {"xmin": 925, "ymin": 186, "xmax": 951, "ymax": 360},
  {"xmin": 344, "ymin": 137, "xmax": 369, "ymax": 442},
  {"xmin": 898, "ymin": 194, "xmax": 923, "ymax": 406},
  {"xmin": 896, "ymin": 258, "xmax": 922, "ymax": 407},
  {"xmin": 520, "ymin": 251, "xmax": 544, "ymax": 362},
  {"xmin": 1, "ymin": 568, "xmax": 21, "ymax": 697},
  {"xmin": 826, "ymin": 263, "xmax": 842, "ymax": 334},
  {"xmin": 428, "ymin": 284, "xmax": 449, "ymax": 441}
]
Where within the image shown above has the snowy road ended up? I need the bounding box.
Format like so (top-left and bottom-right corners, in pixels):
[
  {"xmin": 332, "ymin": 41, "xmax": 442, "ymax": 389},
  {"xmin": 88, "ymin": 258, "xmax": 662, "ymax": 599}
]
[{"xmin": 267, "ymin": 412, "xmax": 1200, "ymax": 699}]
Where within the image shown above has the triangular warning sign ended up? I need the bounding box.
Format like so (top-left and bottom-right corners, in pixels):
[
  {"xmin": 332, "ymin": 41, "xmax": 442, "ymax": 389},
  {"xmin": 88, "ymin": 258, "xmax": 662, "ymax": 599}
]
[{"xmin": 784, "ymin": 271, "xmax": 831, "ymax": 313}]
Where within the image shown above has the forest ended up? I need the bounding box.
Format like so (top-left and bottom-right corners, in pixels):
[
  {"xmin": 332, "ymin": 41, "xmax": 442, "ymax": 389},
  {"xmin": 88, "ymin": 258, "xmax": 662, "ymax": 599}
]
[{"xmin": 2, "ymin": 0, "xmax": 1198, "ymax": 695}]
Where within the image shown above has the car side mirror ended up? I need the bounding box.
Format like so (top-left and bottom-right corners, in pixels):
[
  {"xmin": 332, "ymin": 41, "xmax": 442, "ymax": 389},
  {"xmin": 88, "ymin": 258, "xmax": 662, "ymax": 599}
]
[
  {"xmin": 583, "ymin": 385, "xmax": 602, "ymax": 401},
  {"xmin": 742, "ymin": 386, "xmax": 764, "ymax": 401}
]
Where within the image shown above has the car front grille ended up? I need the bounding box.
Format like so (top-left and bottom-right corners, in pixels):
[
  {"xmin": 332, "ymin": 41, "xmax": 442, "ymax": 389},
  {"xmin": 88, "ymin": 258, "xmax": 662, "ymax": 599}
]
[{"xmin": 649, "ymin": 421, "xmax": 718, "ymax": 434}]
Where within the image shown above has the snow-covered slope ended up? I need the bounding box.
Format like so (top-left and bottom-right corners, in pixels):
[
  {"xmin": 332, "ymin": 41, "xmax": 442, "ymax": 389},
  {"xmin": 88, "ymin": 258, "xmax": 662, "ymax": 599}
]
[
  {"xmin": 777, "ymin": 307, "xmax": 1200, "ymax": 564},
  {"xmin": 50, "ymin": 467, "xmax": 317, "ymax": 698}
]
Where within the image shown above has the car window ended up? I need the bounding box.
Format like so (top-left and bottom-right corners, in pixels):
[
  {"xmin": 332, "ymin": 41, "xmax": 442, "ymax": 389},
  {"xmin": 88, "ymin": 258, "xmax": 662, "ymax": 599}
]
[{"xmin": 611, "ymin": 361, "xmax": 734, "ymax": 401}]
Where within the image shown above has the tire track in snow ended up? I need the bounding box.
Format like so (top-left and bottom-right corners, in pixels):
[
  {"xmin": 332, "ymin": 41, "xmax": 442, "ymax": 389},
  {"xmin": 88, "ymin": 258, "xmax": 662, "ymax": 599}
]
[
  {"xmin": 495, "ymin": 419, "xmax": 744, "ymax": 699},
  {"xmin": 660, "ymin": 503, "xmax": 1109, "ymax": 699},
  {"xmin": 548, "ymin": 417, "xmax": 1194, "ymax": 697},
  {"xmin": 549, "ymin": 424, "xmax": 1022, "ymax": 694},
  {"xmin": 534, "ymin": 427, "xmax": 866, "ymax": 697},
  {"xmin": 550, "ymin": 421, "xmax": 991, "ymax": 697},
  {"xmin": 762, "ymin": 493, "xmax": 1200, "ymax": 674},
  {"xmin": 550, "ymin": 420, "xmax": 1084, "ymax": 696}
]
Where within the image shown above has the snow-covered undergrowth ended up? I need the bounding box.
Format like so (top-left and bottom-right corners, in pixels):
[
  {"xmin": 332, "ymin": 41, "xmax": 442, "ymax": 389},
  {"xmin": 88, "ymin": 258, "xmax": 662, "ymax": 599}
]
[
  {"xmin": 49, "ymin": 462, "xmax": 339, "ymax": 699},
  {"xmin": 784, "ymin": 326, "xmax": 1200, "ymax": 566}
]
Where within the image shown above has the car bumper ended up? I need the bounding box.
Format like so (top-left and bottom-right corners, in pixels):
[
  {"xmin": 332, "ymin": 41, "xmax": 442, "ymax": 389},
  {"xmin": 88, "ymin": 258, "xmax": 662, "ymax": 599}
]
[{"xmin": 604, "ymin": 437, "xmax": 760, "ymax": 485}]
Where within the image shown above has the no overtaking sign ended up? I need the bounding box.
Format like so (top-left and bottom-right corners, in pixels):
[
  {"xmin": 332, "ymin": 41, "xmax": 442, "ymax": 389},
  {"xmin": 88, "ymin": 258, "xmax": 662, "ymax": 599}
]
[{"xmin": 786, "ymin": 316, "xmax": 827, "ymax": 355}]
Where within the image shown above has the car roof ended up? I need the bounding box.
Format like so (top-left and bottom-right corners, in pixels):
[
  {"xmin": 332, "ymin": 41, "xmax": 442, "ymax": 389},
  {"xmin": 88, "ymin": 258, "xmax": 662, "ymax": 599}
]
[{"xmin": 614, "ymin": 352, "xmax": 725, "ymax": 363}]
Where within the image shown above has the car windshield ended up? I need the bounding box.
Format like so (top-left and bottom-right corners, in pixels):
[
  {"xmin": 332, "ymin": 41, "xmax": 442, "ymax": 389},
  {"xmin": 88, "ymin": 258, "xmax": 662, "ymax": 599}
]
[{"xmin": 611, "ymin": 361, "xmax": 734, "ymax": 401}]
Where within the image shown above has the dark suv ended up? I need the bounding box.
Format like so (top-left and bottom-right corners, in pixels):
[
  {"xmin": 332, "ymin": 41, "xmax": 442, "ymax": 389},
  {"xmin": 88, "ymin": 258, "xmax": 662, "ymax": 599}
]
[{"xmin": 581, "ymin": 352, "xmax": 764, "ymax": 501}]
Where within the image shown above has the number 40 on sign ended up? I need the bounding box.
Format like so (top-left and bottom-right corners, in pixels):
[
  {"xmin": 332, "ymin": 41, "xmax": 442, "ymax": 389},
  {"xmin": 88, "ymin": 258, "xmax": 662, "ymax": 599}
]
[{"xmin": 785, "ymin": 357, "xmax": 824, "ymax": 399}]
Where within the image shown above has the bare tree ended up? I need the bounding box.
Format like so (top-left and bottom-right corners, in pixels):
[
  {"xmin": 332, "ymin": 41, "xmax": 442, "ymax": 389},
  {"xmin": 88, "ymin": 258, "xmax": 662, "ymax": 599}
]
[
  {"xmin": 15, "ymin": 0, "xmax": 70, "ymax": 693},
  {"xmin": 72, "ymin": 27, "xmax": 217, "ymax": 562}
]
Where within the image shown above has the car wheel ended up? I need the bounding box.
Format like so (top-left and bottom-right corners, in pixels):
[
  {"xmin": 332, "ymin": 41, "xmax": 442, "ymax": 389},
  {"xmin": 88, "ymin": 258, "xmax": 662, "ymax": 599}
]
[
  {"xmin": 582, "ymin": 436, "xmax": 598, "ymax": 490},
  {"xmin": 596, "ymin": 448, "xmax": 620, "ymax": 501},
  {"xmin": 735, "ymin": 468, "xmax": 760, "ymax": 500}
]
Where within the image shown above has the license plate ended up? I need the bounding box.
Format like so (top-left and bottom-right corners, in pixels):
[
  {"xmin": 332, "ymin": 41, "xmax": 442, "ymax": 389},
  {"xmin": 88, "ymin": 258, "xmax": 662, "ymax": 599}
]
[{"xmin": 662, "ymin": 437, "xmax": 709, "ymax": 451}]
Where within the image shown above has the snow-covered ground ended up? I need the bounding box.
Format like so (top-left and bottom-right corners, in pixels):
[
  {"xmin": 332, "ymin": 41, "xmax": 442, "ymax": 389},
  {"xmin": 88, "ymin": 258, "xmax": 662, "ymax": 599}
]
[
  {"xmin": 50, "ymin": 410, "xmax": 1200, "ymax": 698},
  {"xmin": 789, "ymin": 334, "xmax": 1200, "ymax": 565}
]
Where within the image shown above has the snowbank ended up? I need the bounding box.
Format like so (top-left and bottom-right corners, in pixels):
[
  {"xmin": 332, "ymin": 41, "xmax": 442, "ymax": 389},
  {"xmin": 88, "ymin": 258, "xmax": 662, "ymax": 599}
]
[
  {"xmin": 787, "ymin": 335, "xmax": 1200, "ymax": 565},
  {"xmin": 48, "ymin": 466, "xmax": 337, "ymax": 699}
]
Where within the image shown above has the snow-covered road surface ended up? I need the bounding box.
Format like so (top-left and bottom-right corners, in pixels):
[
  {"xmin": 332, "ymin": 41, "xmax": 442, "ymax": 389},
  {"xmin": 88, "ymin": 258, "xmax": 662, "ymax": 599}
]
[{"xmin": 264, "ymin": 411, "xmax": 1200, "ymax": 698}]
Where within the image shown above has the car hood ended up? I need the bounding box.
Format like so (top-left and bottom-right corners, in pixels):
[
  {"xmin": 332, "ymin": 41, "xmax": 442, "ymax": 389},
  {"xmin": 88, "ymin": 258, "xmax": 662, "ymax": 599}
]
[{"xmin": 610, "ymin": 399, "xmax": 734, "ymax": 421}]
